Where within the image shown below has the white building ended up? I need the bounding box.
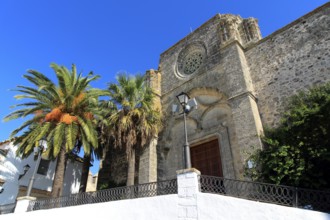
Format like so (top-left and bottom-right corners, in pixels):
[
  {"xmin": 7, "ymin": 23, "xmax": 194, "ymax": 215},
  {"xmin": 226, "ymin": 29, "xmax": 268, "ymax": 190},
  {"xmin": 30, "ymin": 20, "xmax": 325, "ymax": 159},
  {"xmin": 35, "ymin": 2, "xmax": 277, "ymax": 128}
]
[{"xmin": 0, "ymin": 140, "xmax": 83, "ymax": 214}]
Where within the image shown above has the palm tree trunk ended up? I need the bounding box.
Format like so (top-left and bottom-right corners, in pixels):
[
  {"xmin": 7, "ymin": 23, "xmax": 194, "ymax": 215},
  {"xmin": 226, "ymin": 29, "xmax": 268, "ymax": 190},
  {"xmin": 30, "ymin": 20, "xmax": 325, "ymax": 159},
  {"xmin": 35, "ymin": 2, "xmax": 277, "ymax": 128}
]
[
  {"xmin": 51, "ymin": 144, "xmax": 66, "ymax": 198},
  {"xmin": 79, "ymin": 155, "xmax": 91, "ymax": 192},
  {"xmin": 126, "ymin": 149, "xmax": 135, "ymax": 186}
]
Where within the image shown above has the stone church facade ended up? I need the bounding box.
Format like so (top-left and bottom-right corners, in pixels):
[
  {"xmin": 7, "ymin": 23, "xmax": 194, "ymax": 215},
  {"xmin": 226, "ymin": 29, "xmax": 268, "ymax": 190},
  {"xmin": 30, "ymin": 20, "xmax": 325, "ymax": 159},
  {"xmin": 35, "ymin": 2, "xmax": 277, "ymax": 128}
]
[{"xmin": 98, "ymin": 3, "xmax": 330, "ymax": 187}]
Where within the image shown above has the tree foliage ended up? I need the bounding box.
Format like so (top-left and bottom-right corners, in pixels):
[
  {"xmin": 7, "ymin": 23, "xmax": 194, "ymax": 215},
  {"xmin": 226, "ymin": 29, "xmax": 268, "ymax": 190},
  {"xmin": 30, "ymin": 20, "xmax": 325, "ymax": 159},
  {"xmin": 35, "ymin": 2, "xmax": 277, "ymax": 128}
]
[
  {"xmin": 103, "ymin": 73, "xmax": 162, "ymax": 186},
  {"xmin": 246, "ymin": 83, "xmax": 330, "ymax": 189},
  {"xmin": 4, "ymin": 63, "xmax": 106, "ymax": 197}
]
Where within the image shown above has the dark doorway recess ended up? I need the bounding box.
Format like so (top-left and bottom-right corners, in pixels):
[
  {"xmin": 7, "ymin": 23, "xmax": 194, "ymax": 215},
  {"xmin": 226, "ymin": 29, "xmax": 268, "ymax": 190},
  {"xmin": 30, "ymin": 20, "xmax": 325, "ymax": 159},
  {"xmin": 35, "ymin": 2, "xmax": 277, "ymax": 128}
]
[{"xmin": 191, "ymin": 139, "xmax": 223, "ymax": 177}]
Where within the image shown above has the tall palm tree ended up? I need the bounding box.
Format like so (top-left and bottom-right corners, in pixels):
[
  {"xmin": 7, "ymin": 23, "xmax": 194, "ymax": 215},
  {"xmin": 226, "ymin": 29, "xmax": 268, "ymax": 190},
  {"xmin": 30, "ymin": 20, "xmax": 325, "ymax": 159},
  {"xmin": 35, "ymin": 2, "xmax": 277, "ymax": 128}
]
[
  {"xmin": 4, "ymin": 63, "xmax": 105, "ymax": 197},
  {"xmin": 106, "ymin": 73, "xmax": 161, "ymax": 186}
]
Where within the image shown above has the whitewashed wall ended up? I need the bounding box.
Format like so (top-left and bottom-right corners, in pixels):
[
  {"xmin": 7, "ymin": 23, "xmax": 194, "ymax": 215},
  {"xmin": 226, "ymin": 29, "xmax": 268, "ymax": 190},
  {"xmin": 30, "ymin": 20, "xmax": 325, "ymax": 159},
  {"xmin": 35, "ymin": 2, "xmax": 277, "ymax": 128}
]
[
  {"xmin": 3, "ymin": 168, "xmax": 329, "ymax": 219},
  {"xmin": 197, "ymin": 193, "xmax": 329, "ymax": 220},
  {"xmin": 4, "ymin": 193, "xmax": 330, "ymax": 220},
  {"xmin": 62, "ymin": 159, "xmax": 82, "ymax": 195},
  {"xmin": 0, "ymin": 142, "xmax": 20, "ymax": 206},
  {"xmin": 0, "ymin": 142, "xmax": 82, "ymax": 206},
  {"xmin": 7, "ymin": 195, "xmax": 178, "ymax": 220}
]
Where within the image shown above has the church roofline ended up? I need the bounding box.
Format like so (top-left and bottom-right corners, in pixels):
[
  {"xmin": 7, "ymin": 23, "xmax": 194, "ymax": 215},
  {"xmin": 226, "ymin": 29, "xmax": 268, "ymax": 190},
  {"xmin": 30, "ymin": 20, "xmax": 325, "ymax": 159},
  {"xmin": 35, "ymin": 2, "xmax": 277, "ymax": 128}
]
[
  {"xmin": 160, "ymin": 13, "xmax": 222, "ymax": 57},
  {"xmin": 245, "ymin": 2, "xmax": 330, "ymax": 51},
  {"xmin": 160, "ymin": 2, "xmax": 330, "ymax": 56}
]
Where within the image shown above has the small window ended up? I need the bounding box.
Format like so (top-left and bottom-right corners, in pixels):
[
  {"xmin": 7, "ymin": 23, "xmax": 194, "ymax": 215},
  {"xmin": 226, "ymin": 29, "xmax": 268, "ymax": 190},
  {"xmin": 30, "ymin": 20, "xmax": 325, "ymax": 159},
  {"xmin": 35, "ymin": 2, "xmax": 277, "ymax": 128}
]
[{"xmin": 37, "ymin": 159, "xmax": 50, "ymax": 175}]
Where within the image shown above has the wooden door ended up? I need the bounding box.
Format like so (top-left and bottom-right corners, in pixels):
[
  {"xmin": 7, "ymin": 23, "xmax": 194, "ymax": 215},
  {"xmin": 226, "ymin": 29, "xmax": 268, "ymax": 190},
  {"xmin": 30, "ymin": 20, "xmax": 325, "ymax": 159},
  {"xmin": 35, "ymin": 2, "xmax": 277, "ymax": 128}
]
[{"xmin": 191, "ymin": 139, "xmax": 223, "ymax": 177}]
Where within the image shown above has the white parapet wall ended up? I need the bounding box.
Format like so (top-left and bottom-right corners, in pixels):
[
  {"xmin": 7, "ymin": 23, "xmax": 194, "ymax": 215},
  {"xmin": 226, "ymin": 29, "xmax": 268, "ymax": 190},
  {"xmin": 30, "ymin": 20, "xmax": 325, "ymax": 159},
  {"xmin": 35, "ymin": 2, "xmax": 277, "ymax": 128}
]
[
  {"xmin": 4, "ymin": 195, "xmax": 178, "ymax": 220},
  {"xmin": 3, "ymin": 193, "xmax": 329, "ymax": 220},
  {"xmin": 198, "ymin": 193, "xmax": 329, "ymax": 220},
  {"xmin": 2, "ymin": 169, "xmax": 329, "ymax": 220}
]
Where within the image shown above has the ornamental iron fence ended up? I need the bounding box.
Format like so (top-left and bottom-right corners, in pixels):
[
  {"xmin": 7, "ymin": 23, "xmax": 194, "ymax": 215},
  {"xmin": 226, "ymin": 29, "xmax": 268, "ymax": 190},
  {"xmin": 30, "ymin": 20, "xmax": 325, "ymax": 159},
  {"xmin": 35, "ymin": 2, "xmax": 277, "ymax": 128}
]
[
  {"xmin": 200, "ymin": 175, "xmax": 330, "ymax": 213},
  {"xmin": 27, "ymin": 179, "xmax": 177, "ymax": 212}
]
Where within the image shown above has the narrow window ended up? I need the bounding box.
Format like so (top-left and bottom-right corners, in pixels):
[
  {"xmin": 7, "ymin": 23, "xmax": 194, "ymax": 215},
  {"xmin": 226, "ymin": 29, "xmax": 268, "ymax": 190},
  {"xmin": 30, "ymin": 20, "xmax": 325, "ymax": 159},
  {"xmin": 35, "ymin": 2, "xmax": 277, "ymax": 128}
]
[
  {"xmin": 220, "ymin": 22, "xmax": 229, "ymax": 42},
  {"xmin": 37, "ymin": 159, "xmax": 50, "ymax": 175}
]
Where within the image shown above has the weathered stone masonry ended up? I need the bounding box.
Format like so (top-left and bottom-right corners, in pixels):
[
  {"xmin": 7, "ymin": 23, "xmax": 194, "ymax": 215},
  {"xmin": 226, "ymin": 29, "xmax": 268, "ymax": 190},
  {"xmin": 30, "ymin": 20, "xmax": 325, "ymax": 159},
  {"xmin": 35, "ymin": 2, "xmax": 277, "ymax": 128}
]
[
  {"xmin": 246, "ymin": 4, "xmax": 330, "ymax": 127},
  {"xmin": 156, "ymin": 13, "xmax": 264, "ymax": 181},
  {"xmin": 98, "ymin": 3, "xmax": 330, "ymax": 187},
  {"xmin": 153, "ymin": 2, "xmax": 330, "ymax": 182}
]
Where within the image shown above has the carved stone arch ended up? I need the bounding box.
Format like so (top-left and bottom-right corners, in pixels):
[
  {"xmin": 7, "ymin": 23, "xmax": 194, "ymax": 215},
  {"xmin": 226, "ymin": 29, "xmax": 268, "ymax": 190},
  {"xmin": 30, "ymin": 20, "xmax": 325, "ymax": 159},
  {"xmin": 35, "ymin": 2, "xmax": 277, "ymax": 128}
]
[
  {"xmin": 172, "ymin": 117, "xmax": 198, "ymax": 137},
  {"xmin": 181, "ymin": 87, "xmax": 236, "ymax": 179},
  {"xmin": 188, "ymin": 87, "xmax": 228, "ymax": 106},
  {"xmin": 200, "ymin": 102, "xmax": 231, "ymax": 119},
  {"xmin": 189, "ymin": 87, "xmax": 223, "ymax": 96},
  {"xmin": 201, "ymin": 103, "xmax": 231, "ymax": 130},
  {"xmin": 160, "ymin": 117, "xmax": 198, "ymax": 173}
]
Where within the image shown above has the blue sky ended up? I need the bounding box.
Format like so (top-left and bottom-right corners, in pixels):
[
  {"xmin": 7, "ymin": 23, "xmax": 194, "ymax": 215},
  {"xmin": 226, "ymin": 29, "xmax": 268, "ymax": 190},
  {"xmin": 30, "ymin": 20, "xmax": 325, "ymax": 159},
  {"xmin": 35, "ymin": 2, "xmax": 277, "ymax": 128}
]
[{"xmin": 0, "ymin": 0, "xmax": 328, "ymax": 173}]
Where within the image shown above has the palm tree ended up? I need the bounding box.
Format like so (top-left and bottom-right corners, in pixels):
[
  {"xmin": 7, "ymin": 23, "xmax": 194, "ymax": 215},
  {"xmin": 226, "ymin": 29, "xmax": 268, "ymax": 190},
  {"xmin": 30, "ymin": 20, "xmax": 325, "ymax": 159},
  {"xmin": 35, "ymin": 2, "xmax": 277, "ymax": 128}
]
[
  {"xmin": 4, "ymin": 63, "xmax": 105, "ymax": 197},
  {"xmin": 106, "ymin": 73, "xmax": 161, "ymax": 186}
]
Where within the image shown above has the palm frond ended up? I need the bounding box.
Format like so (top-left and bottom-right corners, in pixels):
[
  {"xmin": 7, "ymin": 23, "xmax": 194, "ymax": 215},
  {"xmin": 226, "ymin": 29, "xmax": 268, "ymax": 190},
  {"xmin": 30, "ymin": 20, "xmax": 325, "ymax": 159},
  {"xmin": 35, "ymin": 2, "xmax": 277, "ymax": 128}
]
[
  {"xmin": 104, "ymin": 72, "xmax": 162, "ymax": 160},
  {"xmin": 53, "ymin": 123, "xmax": 66, "ymax": 157},
  {"xmin": 3, "ymin": 109, "xmax": 29, "ymax": 122},
  {"xmin": 27, "ymin": 69, "xmax": 53, "ymax": 85},
  {"xmin": 51, "ymin": 63, "xmax": 70, "ymax": 98},
  {"xmin": 6, "ymin": 62, "xmax": 103, "ymax": 193},
  {"xmin": 65, "ymin": 123, "xmax": 79, "ymax": 152},
  {"xmin": 9, "ymin": 116, "xmax": 42, "ymax": 138},
  {"xmin": 81, "ymin": 130, "xmax": 91, "ymax": 156},
  {"xmin": 44, "ymin": 129, "xmax": 56, "ymax": 159}
]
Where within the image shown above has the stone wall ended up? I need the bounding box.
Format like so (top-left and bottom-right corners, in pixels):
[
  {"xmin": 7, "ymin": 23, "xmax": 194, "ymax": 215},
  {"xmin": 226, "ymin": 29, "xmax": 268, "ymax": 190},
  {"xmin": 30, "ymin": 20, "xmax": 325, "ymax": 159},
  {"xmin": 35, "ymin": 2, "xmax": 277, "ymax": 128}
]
[
  {"xmin": 157, "ymin": 13, "xmax": 264, "ymax": 180},
  {"xmin": 155, "ymin": 3, "xmax": 330, "ymax": 182},
  {"xmin": 159, "ymin": 15, "xmax": 222, "ymax": 96},
  {"xmin": 246, "ymin": 3, "xmax": 330, "ymax": 127},
  {"xmin": 99, "ymin": 2, "xmax": 330, "ymax": 186}
]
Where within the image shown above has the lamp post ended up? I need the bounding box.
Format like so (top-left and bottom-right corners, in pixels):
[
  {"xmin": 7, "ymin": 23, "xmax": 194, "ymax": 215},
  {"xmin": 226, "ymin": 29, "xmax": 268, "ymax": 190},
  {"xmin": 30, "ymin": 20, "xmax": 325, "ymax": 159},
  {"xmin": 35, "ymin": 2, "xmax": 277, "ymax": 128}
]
[
  {"xmin": 26, "ymin": 138, "xmax": 47, "ymax": 197},
  {"xmin": 175, "ymin": 92, "xmax": 197, "ymax": 169},
  {"xmin": 18, "ymin": 164, "xmax": 31, "ymax": 180}
]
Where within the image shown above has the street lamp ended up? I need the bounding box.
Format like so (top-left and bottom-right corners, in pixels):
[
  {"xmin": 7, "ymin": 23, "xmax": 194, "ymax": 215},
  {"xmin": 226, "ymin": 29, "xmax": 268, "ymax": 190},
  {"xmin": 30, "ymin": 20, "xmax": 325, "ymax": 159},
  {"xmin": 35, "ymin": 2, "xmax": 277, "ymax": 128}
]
[
  {"xmin": 26, "ymin": 138, "xmax": 47, "ymax": 197},
  {"xmin": 18, "ymin": 164, "xmax": 31, "ymax": 180},
  {"xmin": 173, "ymin": 92, "xmax": 197, "ymax": 169}
]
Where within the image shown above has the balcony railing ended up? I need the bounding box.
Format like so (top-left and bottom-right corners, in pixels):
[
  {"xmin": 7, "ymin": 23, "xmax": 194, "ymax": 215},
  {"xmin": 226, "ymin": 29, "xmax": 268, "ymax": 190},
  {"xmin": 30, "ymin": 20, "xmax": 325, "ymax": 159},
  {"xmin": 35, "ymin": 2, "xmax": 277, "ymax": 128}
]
[
  {"xmin": 27, "ymin": 179, "xmax": 177, "ymax": 212},
  {"xmin": 21, "ymin": 174, "xmax": 330, "ymax": 213},
  {"xmin": 200, "ymin": 175, "xmax": 330, "ymax": 213}
]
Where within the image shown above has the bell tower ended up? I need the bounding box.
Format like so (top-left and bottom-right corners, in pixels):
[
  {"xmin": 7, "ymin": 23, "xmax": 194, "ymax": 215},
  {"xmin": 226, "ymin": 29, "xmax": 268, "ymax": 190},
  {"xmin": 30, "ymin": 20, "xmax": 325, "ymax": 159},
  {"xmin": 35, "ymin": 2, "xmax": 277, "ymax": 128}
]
[
  {"xmin": 138, "ymin": 68, "xmax": 162, "ymax": 184},
  {"xmin": 218, "ymin": 14, "xmax": 262, "ymax": 48}
]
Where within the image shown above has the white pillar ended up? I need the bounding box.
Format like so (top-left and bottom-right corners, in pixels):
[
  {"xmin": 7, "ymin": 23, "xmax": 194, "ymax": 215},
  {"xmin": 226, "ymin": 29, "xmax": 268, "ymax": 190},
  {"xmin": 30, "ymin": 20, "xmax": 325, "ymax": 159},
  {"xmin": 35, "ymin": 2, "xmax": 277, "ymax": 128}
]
[
  {"xmin": 15, "ymin": 196, "xmax": 36, "ymax": 213},
  {"xmin": 176, "ymin": 168, "xmax": 201, "ymax": 220}
]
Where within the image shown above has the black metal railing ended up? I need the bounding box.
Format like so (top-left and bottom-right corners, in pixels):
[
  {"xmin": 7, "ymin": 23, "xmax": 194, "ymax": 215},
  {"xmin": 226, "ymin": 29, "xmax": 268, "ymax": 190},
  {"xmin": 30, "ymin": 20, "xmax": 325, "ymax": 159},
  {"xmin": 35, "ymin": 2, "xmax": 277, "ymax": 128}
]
[
  {"xmin": 27, "ymin": 179, "xmax": 177, "ymax": 212},
  {"xmin": 200, "ymin": 175, "xmax": 330, "ymax": 213}
]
